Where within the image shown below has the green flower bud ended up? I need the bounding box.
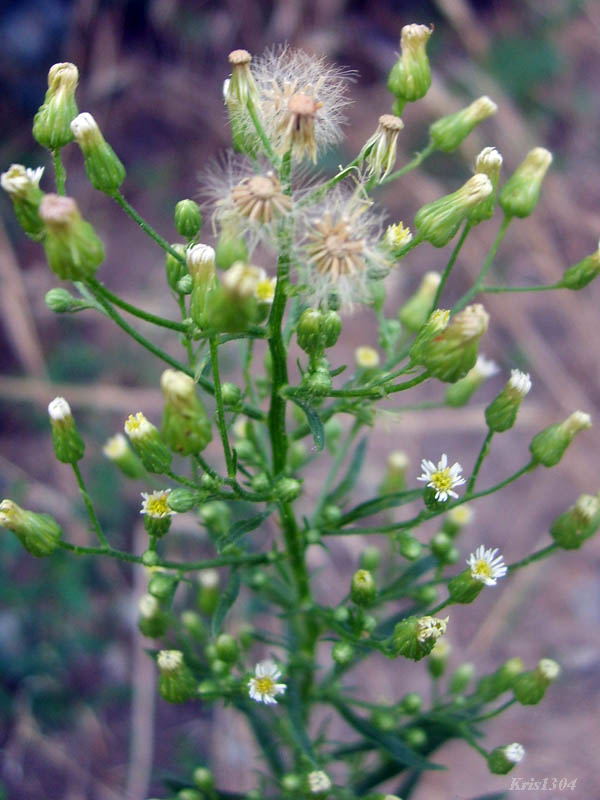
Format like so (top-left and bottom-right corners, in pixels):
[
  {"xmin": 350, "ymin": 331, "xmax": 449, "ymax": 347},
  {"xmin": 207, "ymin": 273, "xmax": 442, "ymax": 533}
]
[
  {"xmin": 305, "ymin": 528, "xmax": 321, "ymax": 545},
  {"xmin": 188, "ymin": 244, "xmax": 217, "ymax": 325},
  {"xmin": 387, "ymin": 24, "xmax": 433, "ymax": 104},
  {"xmin": 430, "ymin": 531, "xmax": 454, "ymax": 562},
  {"xmin": 210, "ymin": 657, "xmax": 229, "ymax": 677},
  {"xmin": 550, "ymin": 492, "xmax": 600, "ymax": 550},
  {"xmin": 485, "ymin": 369, "xmax": 531, "ymax": 432},
  {"xmin": 513, "ymin": 658, "xmax": 560, "ymax": 706},
  {"xmin": 274, "ymin": 477, "xmax": 302, "ymax": 503},
  {"xmin": 391, "ymin": 615, "xmax": 448, "ymax": 661},
  {"xmin": 288, "ymin": 441, "xmax": 308, "ymax": 470},
  {"xmin": 200, "ymin": 502, "xmax": 232, "ymax": 536},
  {"xmin": 322, "ymin": 309, "xmax": 342, "ymax": 348},
  {"xmin": 250, "ymin": 472, "xmax": 271, "ymax": 494},
  {"xmin": 215, "ymin": 228, "xmax": 248, "ymax": 270},
  {"xmin": 445, "ymin": 355, "xmax": 499, "ymax": 407},
  {"xmin": 449, "ymin": 662, "xmax": 475, "ymax": 694},
  {"xmin": 157, "ymin": 650, "xmax": 196, "ymax": 703},
  {"xmin": 124, "ymin": 412, "xmax": 172, "ymax": 474},
  {"xmin": 193, "ymin": 767, "xmax": 215, "ymax": 791},
  {"xmin": 414, "ymin": 584, "xmax": 437, "ymax": 605},
  {"xmin": 401, "ymin": 692, "xmax": 422, "ymax": 714},
  {"xmin": 414, "ymin": 174, "xmax": 492, "ymax": 248},
  {"xmin": 45, "ymin": 287, "xmax": 89, "ymax": 314},
  {"xmin": 333, "ymin": 605, "xmax": 350, "ymax": 624},
  {"xmin": 167, "ymin": 488, "xmax": 200, "ymax": 513},
  {"xmin": 160, "ymin": 369, "xmax": 212, "ymax": 455},
  {"xmin": 409, "ymin": 308, "xmax": 450, "ymax": 364},
  {"xmin": 350, "ymin": 569, "xmax": 377, "ymax": 607},
  {"xmin": 47, "ymin": 396, "xmax": 85, "ymax": 463},
  {"xmin": 442, "ymin": 504, "xmax": 474, "ymax": 538},
  {"xmin": 204, "ymin": 262, "xmax": 265, "ymax": 333},
  {"xmin": 177, "ymin": 274, "xmax": 193, "ymax": 294},
  {"xmin": 33, "ymin": 62, "xmax": 79, "ymax": 150},
  {"xmin": 197, "ymin": 570, "xmax": 220, "ymax": 615},
  {"xmin": 165, "ymin": 243, "xmax": 188, "ymax": 291},
  {"xmin": 468, "ymin": 147, "xmax": 503, "ymax": 224},
  {"xmin": 70, "ymin": 112, "xmax": 125, "ymax": 193},
  {"xmin": 331, "ymin": 641, "xmax": 354, "ymax": 666},
  {"xmin": 175, "ymin": 199, "xmax": 203, "ymax": 239},
  {"xmin": 177, "ymin": 789, "xmax": 203, "ymax": 800},
  {"xmin": 430, "ymin": 96, "xmax": 497, "ymax": 153},
  {"xmin": 302, "ymin": 368, "xmax": 332, "ymax": 397},
  {"xmin": 396, "ymin": 532, "xmax": 422, "ymax": 561},
  {"xmin": 221, "ymin": 382, "xmax": 242, "ymax": 407},
  {"xmin": 362, "ymin": 614, "xmax": 377, "ymax": 634},
  {"xmin": 476, "ymin": 657, "xmax": 524, "ymax": 701},
  {"xmin": 281, "ymin": 773, "xmax": 303, "ymax": 793},
  {"xmin": 137, "ymin": 593, "xmax": 169, "ymax": 638},
  {"xmin": 141, "ymin": 489, "xmax": 176, "ymax": 538},
  {"xmin": 0, "ymin": 499, "xmax": 62, "ymax": 557},
  {"xmin": 215, "ymin": 633, "xmax": 239, "ymax": 663},
  {"xmin": 487, "ymin": 743, "xmax": 525, "ymax": 775},
  {"xmin": 529, "ymin": 410, "xmax": 591, "ymax": 467},
  {"xmin": 404, "ymin": 727, "xmax": 427, "ymax": 749},
  {"xmin": 102, "ymin": 433, "xmax": 145, "ymax": 478},
  {"xmin": 398, "ymin": 272, "xmax": 441, "ymax": 332},
  {"xmin": 447, "ymin": 569, "xmax": 484, "ymax": 604},
  {"xmin": 148, "ymin": 572, "xmax": 178, "ymax": 601},
  {"xmin": 360, "ymin": 114, "xmax": 404, "ymax": 180},
  {"xmin": 297, "ymin": 309, "xmax": 324, "ymax": 354},
  {"xmin": 181, "ymin": 610, "xmax": 208, "ymax": 641},
  {"xmin": 371, "ymin": 709, "xmax": 397, "ymax": 732},
  {"xmin": 359, "ymin": 546, "xmax": 382, "ymax": 572},
  {"xmin": 412, "ymin": 304, "xmax": 489, "ymax": 383},
  {"xmin": 1, "ymin": 164, "xmax": 45, "ymax": 239},
  {"xmin": 200, "ymin": 473, "xmax": 221, "ymax": 492},
  {"xmin": 499, "ymin": 147, "xmax": 553, "ymax": 218},
  {"xmin": 427, "ymin": 639, "xmax": 450, "ymax": 678},
  {"xmin": 39, "ymin": 194, "xmax": 104, "ymax": 281},
  {"xmin": 380, "ymin": 451, "xmax": 409, "ymax": 494},
  {"xmin": 141, "ymin": 549, "xmax": 160, "ymax": 567},
  {"xmin": 560, "ymin": 241, "xmax": 600, "ymax": 290}
]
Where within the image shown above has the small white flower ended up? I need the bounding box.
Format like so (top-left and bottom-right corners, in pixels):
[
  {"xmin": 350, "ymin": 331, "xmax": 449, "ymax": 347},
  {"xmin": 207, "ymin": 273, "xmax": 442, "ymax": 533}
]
[
  {"xmin": 199, "ymin": 569, "xmax": 219, "ymax": 589},
  {"xmin": 467, "ymin": 545, "xmax": 507, "ymax": 586},
  {"xmin": 504, "ymin": 742, "xmax": 525, "ymax": 763},
  {"xmin": 138, "ymin": 593, "xmax": 160, "ymax": 618},
  {"xmin": 1, "ymin": 163, "xmax": 44, "ymax": 196},
  {"xmin": 157, "ymin": 649, "xmax": 183, "ymax": 672},
  {"xmin": 384, "ymin": 221, "xmax": 413, "ymax": 251},
  {"xmin": 537, "ymin": 658, "xmax": 560, "ymax": 681},
  {"xmin": 48, "ymin": 396, "xmax": 71, "ymax": 421},
  {"xmin": 355, "ymin": 346, "xmax": 380, "ymax": 368},
  {"xmin": 473, "ymin": 355, "xmax": 499, "ymax": 379},
  {"xmin": 417, "ymin": 453, "xmax": 466, "ymax": 502},
  {"xmin": 103, "ymin": 433, "xmax": 129, "ymax": 460},
  {"xmin": 416, "ymin": 615, "xmax": 449, "ymax": 643},
  {"xmin": 124, "ymin": 411, "xmax": 154, "ymax": 440},
  {"xmin": 508, "ymin": 369, "xmax": 532, "ymax": 397},
  {"xmin": 248, "ymin": 659, "xmax": 287, "ymax": 705},
  {"xmin": 387, "ymin": 450, "xmax": 409, "ymax": 472},
  {"xmin": 255, "ymin": 276, "xmax": 277, "ymax": 304},
  {"xmin": 446, "ymin": 504, "xmax": 474, "ymax": 527},
  {"xmin": 140, "ymin": 489, "xmax": 176, "ymax": 519},
  {"xmin": 307, "ymin": 770, "xmax": 332, "ymax": 794}
]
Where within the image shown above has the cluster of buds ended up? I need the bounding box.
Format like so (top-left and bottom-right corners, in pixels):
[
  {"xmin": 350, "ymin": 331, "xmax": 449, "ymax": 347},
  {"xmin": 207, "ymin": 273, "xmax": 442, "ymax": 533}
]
[
  {"xmin": 296, "ymin": 308, "xmax": 342, "ymax": 356},
  {"xmin": 410, "ymin": 304, "xmax": 489, "ymax": 383}
]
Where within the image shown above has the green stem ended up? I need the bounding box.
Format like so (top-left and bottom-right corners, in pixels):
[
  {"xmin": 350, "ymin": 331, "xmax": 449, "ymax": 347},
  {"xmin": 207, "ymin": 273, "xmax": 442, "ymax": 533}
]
[
  {"xmin": 470, "ymin": 698, "xmax": 516, "ymax": 723},
  {"xmin": 247, "ymin": 98, "xmax": 279, "ymax": 164},
  {"xmin": 71, "ymin": 463, "xmax": 109, "ymax": 548},
  {"xmin": 452, "ymin": 215, "xmax": 512, "ymax": 313},
  {"xmin": 52, "ymin": 150, "xmax": 66, "ymax": 195},
  {"xmin": 112, "ymin": 191, "xmax": 186, "ymax": 264},
  {"xmin": 326, "ymin": 371, "xmax": 428, "ymax": 399},
  {"xmin": 507, "ymin": 543, "xmax": 558, "ymax": 573},
  {"xmin": 378, "ymin": 141, "xmax": 437, "ymax": 187},
  {"xmin": 210, "ymin": 336, "xmax": 235, "ymax": 477},
  {"xmin": 431, "ymin": 222, "xmax": 471, "ymax": 312},
  {"xmin": 312, "ymin": 420, "xmax": 361, "ymax": 524},
  {"xmin": 86, "ymin": 278, "xmax": 187, "ymax": 332},
  {"xmin": 466, "ymin": 430, "xmax": 494, "ymax": 496},
  {"xmin": 482, "ymin": 283, "xmax": 562, "ymax": 293}
]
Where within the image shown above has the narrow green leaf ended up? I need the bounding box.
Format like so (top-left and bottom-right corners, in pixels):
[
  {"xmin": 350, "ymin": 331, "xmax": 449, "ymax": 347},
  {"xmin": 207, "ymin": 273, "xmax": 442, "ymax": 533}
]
[
  {"xmin": 221, "ymin": 508, "xmax": 274, "ymax": 549},
  {"xmin": 329, "ymin": 438, "xmax": 367, "ymax": 503},
  {"xmin": 338, "ymin": 488, "xmax": 424, "ymax": 525},
  {"xmin": 332, "ymin": 701, "xmax": 443, "ymax": 771},
  {"xmin": 211, "ymin": 566, "xmax": 241, "ymax": 636},
  {"xmin": 287, "ymin": 395, "xmax": 324, "ymax": 451},
  {"xmin": 286, "ymin": 678, "xmax": 318, "ymax": 764}
]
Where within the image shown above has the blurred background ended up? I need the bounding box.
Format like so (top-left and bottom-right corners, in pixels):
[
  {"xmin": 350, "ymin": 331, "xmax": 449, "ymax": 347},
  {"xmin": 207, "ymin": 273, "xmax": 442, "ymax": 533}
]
[{"xmin": 1, "ymin": 0, "xmax": 600, "ymax": 798}]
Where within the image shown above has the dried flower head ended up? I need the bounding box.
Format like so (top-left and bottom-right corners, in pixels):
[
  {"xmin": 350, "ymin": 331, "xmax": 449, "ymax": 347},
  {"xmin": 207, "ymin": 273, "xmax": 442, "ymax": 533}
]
[
  {"xmin": 361, "ymin": 113, "xmax": 404, "ymax": 179},
  {"xmin": 250, "ymin": 46, "xmax": 354, "ymax": 161}
]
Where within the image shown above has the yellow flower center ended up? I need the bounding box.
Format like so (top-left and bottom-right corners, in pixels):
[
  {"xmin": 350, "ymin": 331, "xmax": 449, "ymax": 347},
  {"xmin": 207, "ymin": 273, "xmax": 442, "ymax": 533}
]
[
  {"xmin": 431, "ymin": 468, "xmax": 453, "ymax": 492},
  {"xmin": 255, "ymin": 278, "xmax": 275, "ymax": 303},
  {"xmin": 255, "ymin": 676, "xmax": 275, "ymax": 695},
  {"xmin": 473, "ymin": 559, "xmax": 493, "ymax": 580},
  {"xmin": 126, "ymin": 413, "xmax": 143, "ymax": 431},
  {"xmin": 146, "ymin": 495, "xmax": 170, "ymax": 516}
]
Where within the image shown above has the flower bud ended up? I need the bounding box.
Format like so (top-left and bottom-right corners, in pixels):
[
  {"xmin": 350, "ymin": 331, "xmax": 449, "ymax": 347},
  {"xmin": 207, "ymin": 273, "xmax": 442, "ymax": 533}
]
[
  {"xmin": 70, "ymin": 112, "xmax": 126, "ymax": 193},
  {"xmin": 550, "ymin": 492, "xmax": 600, "ymax": 550},
  {"xmin": 175, "ymin": 199, "xmax": 203, "ymax": 239},
  {"xmin": 0, "ymin": 499, "xmax": 62, "ymax": 557},
  {"xmin": 445, "ymin": 355, "xmax": 499, "ymax": 407},
  {"xmin": 102, "ymin": 433, "xmax": 145, "ymax": 478},
  {"xmin": 215, "ymin": 632, "xmax": 239, "ymax": 663},
  {"xmin": 33, "ymin": 62, "xmax": 79, "ymax": 150},
  {"xmin": 529, "ymin": 410, "xmax": 591, "ymax": 467},
  {"xmin": 391, "ymin": 615, "xmax": 448, "ymax": 661},
  {"xmin": 360, "ymin": 114, "xmax": 404, "ymax": 179},
  {"xmin": 476, "ymin": 657, "xmax": 524, "ymax": 701},
  {"xmin": 431, "ymin": 531, "xmax": 456, "ymax": 563},
  {"xmin": 350, "ymin": 569, "xmax": 377, "ymax": 607},
  {"xmin": 404, "ymin": 727, "xmax": 427, "ymax": 749},
  {"xmin": 484, "ymin": 368, "xmax": 531, "ymax": 432},
  {"xmin": 157, "ymin": 649, "xmax": 196, "ymax": 703},
  {"xmin": 398, "ymin": 271, "xmax": 441, "ymax": 332},
  {"xmin": 39, "ymin": 194, "xmax": 105, "ymax": 281},
  {"xmin": 331, "ymin": 641, "xmax": 354, "ymax": 666},
  {"xmin": 412, "ymin": 304, "xmax": 489, "ymax": 383},
  {"xmin": 499, "ymin": 147, "xmax": 553, "ymax": 218},
  {"xmin": 396, "ymin": 531, "xmax": 422, "ymax": 560},
  {"xmin": 560, "ymin": 241, "xmax": 600, "ymax": 290},
  {"xmin": 322, "ymin": 309, "xmax": 342, "ymax": 348},
  {"xmin": 307, "ymin": 770, "xmax": 332, "ymax": 796},
  {"xmin": 215, "ymin": 228, "xmax": 248, "ymax": 270},
  {"xmin": 164, "ymin": 488, "xmax": 198, "ymax": 514},
  {"xmin": 442, "ymin": 504, "xmax": 474, "ymax": 538},
  {"xmin": 148, "ymin": 571, "xmax": 178, "ymax": 601},
  {"xmin": 487, "ymin": 743, "xmax": 525, "ymax": 775},
  {"xmin": 468, "ymin": 147, "xmax": 503, "ymax": 224},
  {"xmin": 430, "ymin": 96, "xmax": 497, "ymax": 153},
  {"xmin": 513, "ymin": 658, "xmax": 560, "ymax": 705},
  {"xmin": 124, "ymin": 412, "xmax": 172, "ymax": 474},
  {"xmin": 414, "ymin": 174, "xmax": 493, "ymax": 248},
  {"xmin": 187, "ymin": 244, "xmax": 217, "ymax": 325},
  {"xmin": 384, "ymin": 221, "xmax": 413, "ymax": 256},
  {"xmin": 181, "ymin": 610, "xmax": 207, "ymax": 641},
  {"xmin": 160, "ymin": 370, "xmax": 212, "ymax": 456},
  {"xmin": 45, "ymin": 287, "xmax": 89, "ymax": 313},
  {"xmin": 302, "ymin": 367, "xmax": 332, "ymax": 397},
  {"xmin": 204, "ymin": 262, "xmax": 266, "ymax": 333},
  {"xmin": 221, "ymin": 382, "xmax": 242, "ymax": 408},
  {"xmin": 137, "ymin": 593, "xmax": 169, "ymax": 638},
  {"xmin": 197, "ymin": 569, "xmax": 220, "ymax": 615},
  {"xmin": 1, "ymin": 164, "xmax": 45, "ymax": 239},
  {"xmin": 141, "ymin": 490, "xmax": 176, "ymax": 538},
  {"xmin": 387, "ymin": 24, "xmax": 433, "ymax": 106},
  {"xmin": 164, "ymin": 243, "xmax": 188, "ymax": 291},
  {"xmin": 449, "ymin": 662, "xmax": 475, "ymax": 694},
  {"xmin": 401, "ymin": 692, "xmax": 422, "ymax": 714},
  {"xmin": 48, "ymin": 396, "xmax": 85, "ymax": 463},
  {"xmin": 192, "ymin": 767, "xmax": 215, "ymax": 792},
  {"xmin": 177, "ymin": 789, "xmax": 203, "ymax": 800},
  {"xmin": 274, "ymin": 477, "xmax": 302, "ymax": 503},
  {"xmin": 297, "ymin": 309, "xmax": 324, "ymax": 355},
  {"xmin": 355, "ymin": 346, "xmax": 380, "ymax": 370},
  {"xmin": 380, "ymin": 451, "xmax": 409, "ymax": 493}
]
